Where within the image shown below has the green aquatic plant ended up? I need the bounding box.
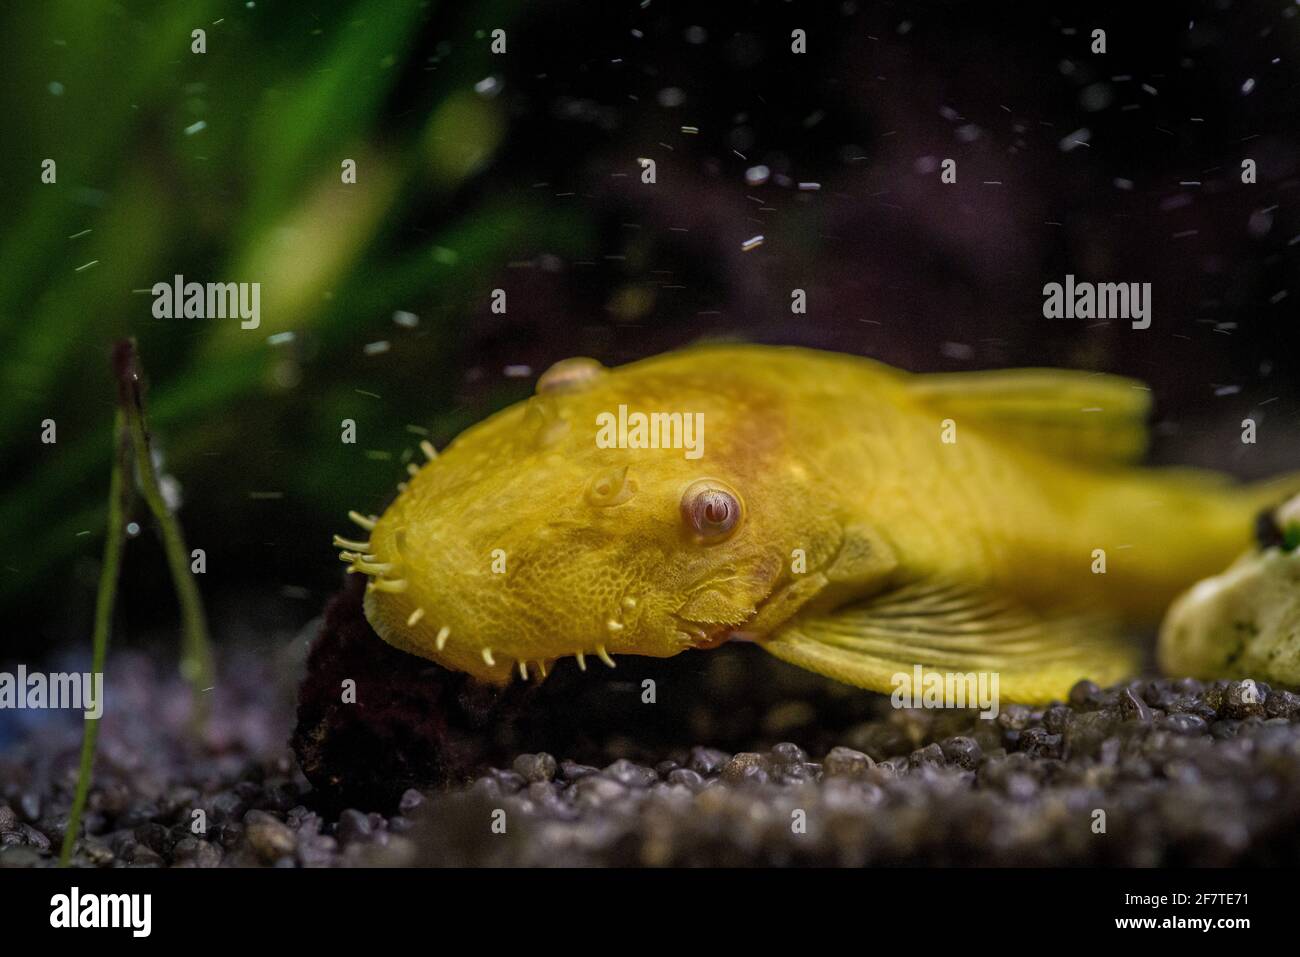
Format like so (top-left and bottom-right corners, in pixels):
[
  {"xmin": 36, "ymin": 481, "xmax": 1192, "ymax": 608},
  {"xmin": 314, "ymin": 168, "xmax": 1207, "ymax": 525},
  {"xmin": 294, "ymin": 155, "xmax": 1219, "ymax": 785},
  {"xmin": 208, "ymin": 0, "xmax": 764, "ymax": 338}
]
[
  {"xmin": 0, "ymin": 0, "xmax": 570, "ymax": 621},
  {"xmin": 60, "ymin": 340, "xmax": 214, "ymax": 866}
]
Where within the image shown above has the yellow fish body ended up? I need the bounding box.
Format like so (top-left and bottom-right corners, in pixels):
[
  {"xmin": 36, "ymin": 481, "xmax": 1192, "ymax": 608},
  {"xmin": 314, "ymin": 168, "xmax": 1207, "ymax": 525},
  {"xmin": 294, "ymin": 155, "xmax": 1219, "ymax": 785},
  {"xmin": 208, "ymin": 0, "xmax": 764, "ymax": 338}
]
[{"xmin": 339, "ymin": 345, "xmax": 1297, "ymax": 703}]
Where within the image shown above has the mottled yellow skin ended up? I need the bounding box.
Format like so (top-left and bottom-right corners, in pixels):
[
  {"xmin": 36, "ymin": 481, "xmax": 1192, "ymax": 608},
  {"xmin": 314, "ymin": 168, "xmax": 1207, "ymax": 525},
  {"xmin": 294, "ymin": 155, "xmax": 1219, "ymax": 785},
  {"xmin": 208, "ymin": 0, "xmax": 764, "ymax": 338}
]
[{"xmin": 355, "ymin": 345, "xmax": 1292, "ymax": 694}]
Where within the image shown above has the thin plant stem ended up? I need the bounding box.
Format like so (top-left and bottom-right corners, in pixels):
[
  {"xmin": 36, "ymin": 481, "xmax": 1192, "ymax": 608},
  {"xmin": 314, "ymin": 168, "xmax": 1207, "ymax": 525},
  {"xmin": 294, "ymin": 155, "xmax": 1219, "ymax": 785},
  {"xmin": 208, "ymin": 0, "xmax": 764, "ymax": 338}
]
[
  {"xmin": 118, "ymin": 340, "xmax": 216, "ymax": 728},
  {"xmin": 59, "ymin": 409, "xmax": 131, "ymax": 866}
]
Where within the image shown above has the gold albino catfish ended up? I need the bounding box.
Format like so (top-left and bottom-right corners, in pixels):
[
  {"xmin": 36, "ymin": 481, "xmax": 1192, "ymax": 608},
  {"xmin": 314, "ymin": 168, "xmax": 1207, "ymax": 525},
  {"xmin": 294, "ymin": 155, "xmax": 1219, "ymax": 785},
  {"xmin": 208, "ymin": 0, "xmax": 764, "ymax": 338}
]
[{"xmin": 335, "ymin": 345, "xmax": 1298, "ymax": 704}]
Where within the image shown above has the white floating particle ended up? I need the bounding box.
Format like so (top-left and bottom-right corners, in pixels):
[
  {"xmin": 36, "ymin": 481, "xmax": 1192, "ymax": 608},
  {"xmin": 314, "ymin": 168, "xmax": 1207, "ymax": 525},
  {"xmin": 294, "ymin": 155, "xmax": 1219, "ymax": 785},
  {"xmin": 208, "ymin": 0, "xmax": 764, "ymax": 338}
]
[
  {"xmin": 1113, "ymin": 177, "xmax": 1134, "ymax": 190},
  {"xmin": 160, "ymin": 474, "xmax": 183, "ymax": 512},
  {"xmin": 266, "ymin": 331, "xmax": 296, "ymax": 345},
  {"xmin": 184, "ymin": 120, "xmax": 207, "ymax": 136},
  {"xmin": 680, "ymin": 125, "xmax": 699, "ymax": 134},
  {"xmin": 474, "ymin": 75, "xmax": 501, "ymax": 97},
  {"xmin": 744, "ymin": 165, "xmax": 770, "ymax": 186},
  {"xmin": 392, "ymin": 310, "xmax": 419, "ymax": 328},
  {"xmin": 1241, "ymin": 77, "xmax": 1256, "ymax": 95},
  {"xmin": 49, "ymin": 81, "xmax": 64, "ymax": 96},
  {"xmin": 1214, "ymin": 385, "xmax": 1241, "ymax": 396},
  {"xmin": 364, "ymin": 340, "xmax": 391, "ymax": 356},
  {"xmin": 797, "ymin": 182, "xmax": 821, "ymax": 191},
  {"xmin": 503, "ymin": 364, "xmax": 532, "ymax": 378},
  {"xmin": 1059, "ymin": 128, "xmax": 1091, "ymax": 151},
  {"xmin": 741, "ymin": 235, "xmax": 764, "ymax": 251}
]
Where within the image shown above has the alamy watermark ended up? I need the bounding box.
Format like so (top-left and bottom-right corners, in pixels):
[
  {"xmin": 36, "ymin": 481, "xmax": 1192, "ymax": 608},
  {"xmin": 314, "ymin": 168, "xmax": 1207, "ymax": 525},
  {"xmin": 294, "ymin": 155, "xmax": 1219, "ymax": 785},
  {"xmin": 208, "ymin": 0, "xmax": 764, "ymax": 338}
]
[
  {"xmin": 890, "ymin": 665, "xmax": 1000, "ymax": 719},
  {"xmin": 50, "ymin": 887, "xmax": 151, "ymax": 937},
  {"xmin": 151, "ymin": 274, "xmax": 260, "ymax": 329},
  {"xmin": 1042, "ymin": 274, "xmax": 1150, "ymax": 329},
  {"xmin": 595, "ymin": 404, "xmax": 704, "ymax": 459},
  {"xmin": 0, "ymin": 666, "xmax": 103, "ymax": 719}
]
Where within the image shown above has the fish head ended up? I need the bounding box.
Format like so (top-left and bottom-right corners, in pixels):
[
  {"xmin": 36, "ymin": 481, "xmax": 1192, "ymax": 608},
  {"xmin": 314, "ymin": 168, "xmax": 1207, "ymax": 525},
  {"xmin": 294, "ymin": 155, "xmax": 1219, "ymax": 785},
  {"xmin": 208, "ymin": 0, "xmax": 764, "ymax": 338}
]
[{"xmin": 350, "ymin": 351, "xmax": 831, "ymax": 684}]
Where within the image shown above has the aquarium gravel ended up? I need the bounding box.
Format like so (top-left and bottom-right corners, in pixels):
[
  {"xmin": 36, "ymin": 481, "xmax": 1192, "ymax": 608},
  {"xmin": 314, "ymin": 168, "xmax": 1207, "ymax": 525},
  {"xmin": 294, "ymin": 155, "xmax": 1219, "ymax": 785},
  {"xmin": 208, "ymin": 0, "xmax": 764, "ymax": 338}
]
[{"xmin": 3, "ymin": 623, "xmax": 1299, "ymax": 868}]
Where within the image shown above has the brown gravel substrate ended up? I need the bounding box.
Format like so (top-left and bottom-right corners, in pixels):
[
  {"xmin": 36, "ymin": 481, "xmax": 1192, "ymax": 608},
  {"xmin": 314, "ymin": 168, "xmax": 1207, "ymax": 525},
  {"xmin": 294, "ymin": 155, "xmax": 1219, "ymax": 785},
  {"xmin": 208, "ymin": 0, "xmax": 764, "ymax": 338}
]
[{"xmin": 3, "ymin": 582, "xmax": 1299, "ymax": 867}]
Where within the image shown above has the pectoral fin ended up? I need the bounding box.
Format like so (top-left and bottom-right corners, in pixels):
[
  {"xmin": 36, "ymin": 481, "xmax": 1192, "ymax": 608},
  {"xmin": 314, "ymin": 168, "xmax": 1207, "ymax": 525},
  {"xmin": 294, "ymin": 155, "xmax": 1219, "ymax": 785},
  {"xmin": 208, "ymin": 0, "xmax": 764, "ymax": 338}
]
[{"xmin": 759, "ymin": 579, "xmax": 1140, "ymax": 704}]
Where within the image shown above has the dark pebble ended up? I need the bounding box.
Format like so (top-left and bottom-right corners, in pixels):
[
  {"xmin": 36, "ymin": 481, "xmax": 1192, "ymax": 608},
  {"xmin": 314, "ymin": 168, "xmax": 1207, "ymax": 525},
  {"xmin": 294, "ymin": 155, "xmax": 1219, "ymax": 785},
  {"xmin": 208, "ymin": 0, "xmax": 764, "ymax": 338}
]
[
  {"xmin": 123, "ymin": 843, "xmax": 163, "ymax": 867},
  {"xmin": 998, "ymin": 704, "xmax": 1034, "ymax": 731},
  {"xmin": 908, "ymin": 743, "xmax": 945, "ymax": 769},
  {"xmin": 940, "ymin": 736, "xmax": 983, "ymax": 770},
  {"xmin": 687, "ymin": 747, "xmax": 731, "ymax": 776},
  {"xmin": 214, "ymin": 823, "xmax": 244, "ymax": 849},
  {"xmin": 769, "ymin": 742, "xmax": 808, "ymax": 766},
  {"xmin": 604, "ymin": 759, "xmax": 658, "ymax": 788},
  {"xmin": 1042, "ymin": 705, "xmax": 1072, "ymax": 735},
  {"xmin": 1210, "ymin": 719, "xmax": 1242, "ymax": 740},
  {"xmin": 560, "ymin": 760, "xmax": 599, "ymax": 781},
  {"xmin": 513, "ymin": 752, "xmax": 558, "ymax": 783},
  {"xmin": 1018, "ymin": 728, "xmax": 1063, "ymax": 759},
  {"xmin": 1266, "ymin": 690, "xmax": 1300, "ymax": 720},
  {"xmin": 721, "ymin": 752, "xmax": 769, "ymax": 785},
  {"xmin": 172, "ymin": 837, "xmax": 222, "ymax": 868},
  {"xmin": 1223, "ymin": 680, "xmax": 1267, "ymax": 720},
  {"xmin": 1119, "ymin": 688, "xmax": 1152, "ymax": 723},
  {"xmin": 572, "ymin": 775, "xmax": 628, "ymax": 806},
  {"xmin": 822, "ymin": 746, "xmax": 874, "ymax": 777},
  {"xmin": 1161, "ymin": 713, "xmax": 1208, "ymax": 736},
  {"xmin": 244, "ymin": 810, "xmax": 297, "ymax": 862},
  {"xmin": 16, "ymin": 823, "xmax": 50, "ymax": 853},
  {"xmin": 210, "ymin": 791, "xmax": 246, "ymax": 823},
  {"xmin": 133, "ymin": 822, "xmax": 171, "ymax": 854},
  {"xmin": 487, "ymin": 769, "xmax": 527, "ymax": 793},
  {"xmin": 1069, "ymin": 679, "xmax": 1101, "ymax": 707},
  {"xmin": 665, "ymin": 768, "xmax": 705, "ymax": 789},
  {"xmin": 398, "ymin": 789, "xmax": 426, "ymax": 815}
]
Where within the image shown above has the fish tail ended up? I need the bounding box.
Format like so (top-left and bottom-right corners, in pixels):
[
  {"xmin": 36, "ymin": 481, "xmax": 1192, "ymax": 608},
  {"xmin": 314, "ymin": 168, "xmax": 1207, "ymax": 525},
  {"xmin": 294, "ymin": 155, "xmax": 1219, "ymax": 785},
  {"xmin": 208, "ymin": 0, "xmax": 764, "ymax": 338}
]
[
  {"xmin": 1235, "ymin": 470, "xmax": 1300, "ymax": 541},
  {"xmin": 1081, "ymin": 468, "xmax": 1300, "ymax": 621}
]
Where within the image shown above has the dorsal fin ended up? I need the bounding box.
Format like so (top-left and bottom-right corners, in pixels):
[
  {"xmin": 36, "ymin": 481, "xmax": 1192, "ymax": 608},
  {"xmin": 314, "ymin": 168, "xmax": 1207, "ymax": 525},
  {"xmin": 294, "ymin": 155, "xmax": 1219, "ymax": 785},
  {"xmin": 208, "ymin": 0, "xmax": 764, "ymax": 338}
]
[{"xmin": 908, "ymin": 368, "xmax": 1152, "ymax": 467}]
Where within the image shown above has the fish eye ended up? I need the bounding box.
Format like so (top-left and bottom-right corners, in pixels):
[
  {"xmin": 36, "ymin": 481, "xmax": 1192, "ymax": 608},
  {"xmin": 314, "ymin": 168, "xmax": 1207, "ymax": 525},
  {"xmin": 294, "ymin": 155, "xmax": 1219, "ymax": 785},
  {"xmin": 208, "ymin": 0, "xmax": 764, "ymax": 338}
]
[{"xmin": 681, "ymin": 479, "xmax": 743, "ymax": 543}]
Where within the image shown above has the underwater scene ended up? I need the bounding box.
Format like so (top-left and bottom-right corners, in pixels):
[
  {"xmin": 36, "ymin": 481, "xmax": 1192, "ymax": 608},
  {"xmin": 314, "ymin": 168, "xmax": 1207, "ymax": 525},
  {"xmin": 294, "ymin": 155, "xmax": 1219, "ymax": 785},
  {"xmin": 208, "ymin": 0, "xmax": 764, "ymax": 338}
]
[{"xmin": 1, "ymin": 0, "xmax": 1298, "ymax": 928}]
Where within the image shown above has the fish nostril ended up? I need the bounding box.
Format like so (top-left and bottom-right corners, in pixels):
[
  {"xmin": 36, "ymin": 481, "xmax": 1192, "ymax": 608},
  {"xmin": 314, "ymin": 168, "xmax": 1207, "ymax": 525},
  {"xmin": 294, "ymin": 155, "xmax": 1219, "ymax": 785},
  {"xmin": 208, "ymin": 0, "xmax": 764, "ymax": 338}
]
[{"xmin": 586, "ymin": 466, "xmax": 636, "ymax": 507}]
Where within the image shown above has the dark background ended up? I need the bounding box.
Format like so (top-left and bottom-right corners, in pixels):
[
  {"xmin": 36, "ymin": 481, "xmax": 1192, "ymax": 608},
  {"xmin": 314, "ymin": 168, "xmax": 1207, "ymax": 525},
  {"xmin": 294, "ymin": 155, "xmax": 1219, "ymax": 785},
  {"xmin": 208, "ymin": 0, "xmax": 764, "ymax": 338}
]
[{"xmin": 1, "ymin": 0, "xmax": 1297, "ymax": 668}]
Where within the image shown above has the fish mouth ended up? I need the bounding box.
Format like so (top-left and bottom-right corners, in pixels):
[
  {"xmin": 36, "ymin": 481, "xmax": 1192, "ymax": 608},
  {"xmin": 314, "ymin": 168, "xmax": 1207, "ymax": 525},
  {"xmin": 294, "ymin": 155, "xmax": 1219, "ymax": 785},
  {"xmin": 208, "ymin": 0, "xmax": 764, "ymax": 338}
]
[
  {"xmin": 671, "ymin": 617, "xmax": 736, "ymax": 649},
  {"xmin": 671, "ymin": 585, "xmax": 781, "ymax": 650}
]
